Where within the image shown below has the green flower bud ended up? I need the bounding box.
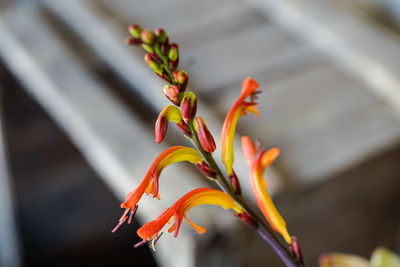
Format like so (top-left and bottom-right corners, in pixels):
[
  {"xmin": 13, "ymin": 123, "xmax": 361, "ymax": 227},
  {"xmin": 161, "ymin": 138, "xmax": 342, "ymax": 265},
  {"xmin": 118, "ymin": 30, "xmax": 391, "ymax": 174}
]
[
  {"xmin": 129, "ymin": 24, "xmax": 142, "ymax": 38},
  {"xmin": 155, "ymin": 28, "xmax": 168, "ymax": 44},
  {"xmin": 140, "ymin": 29, "xmax": 155, "ymax": 45},
  {"xmin": 168, "ymin": 43, "xmax": 179, "ymax": 62},
  {"xmin": 144, "ymin": 53, "xmax": 163, "ymax": 76}
]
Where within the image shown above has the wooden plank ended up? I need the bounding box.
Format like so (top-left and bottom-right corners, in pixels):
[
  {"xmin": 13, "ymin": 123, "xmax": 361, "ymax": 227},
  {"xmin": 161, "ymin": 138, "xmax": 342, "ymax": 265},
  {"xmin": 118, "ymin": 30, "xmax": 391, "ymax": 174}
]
[
  {"xmin": 277, "ymin": 145, "xmax": 400, "ymax": 265},
  {"xmin": 247, "ymin": 0, "xmax": 400, "ymax": 121},
  {"xmin": 183, "ymin": 24, "xmax": 308, "ymax": 91}
]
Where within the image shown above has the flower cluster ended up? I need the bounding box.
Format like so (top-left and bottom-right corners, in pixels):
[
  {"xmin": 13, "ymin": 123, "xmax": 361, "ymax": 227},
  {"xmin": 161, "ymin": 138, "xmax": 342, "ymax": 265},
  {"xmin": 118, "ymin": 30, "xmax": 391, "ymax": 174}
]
[{"xmin": 113, "ymin": 25, "xmax": 302, "ymax": 265}]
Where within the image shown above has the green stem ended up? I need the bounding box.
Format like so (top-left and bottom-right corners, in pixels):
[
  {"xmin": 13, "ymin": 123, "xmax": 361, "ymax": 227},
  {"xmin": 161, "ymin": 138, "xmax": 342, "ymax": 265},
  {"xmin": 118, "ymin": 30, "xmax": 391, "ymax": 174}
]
[{"xmin": 159, "ymin": 52, "xmax": 175, "ymax": 83}]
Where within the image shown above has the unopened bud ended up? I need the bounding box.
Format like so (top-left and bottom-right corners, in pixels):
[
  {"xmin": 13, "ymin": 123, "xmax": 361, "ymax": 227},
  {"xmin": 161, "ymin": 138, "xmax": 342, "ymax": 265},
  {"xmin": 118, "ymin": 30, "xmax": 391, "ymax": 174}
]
[
  {"xmin": 145, "ymin": 53, "xmax": 163, "ymax": 76},
  {"xmin": 172, "ymin": 70, "xmax": 188, "ymax": 92},
  {"xmin": 155, "ymin": 113, "xmax": 168, "ymax": 143},
  {"xmin": 229, "ymin": 170, "xmax": 241, "ymax": 195},
  {"xmin": 163, "ymin": 85, "xmax": 181, "ymax": 105},
  {"xmin": 290, "ymin": 237, "xmax": 304, "ymax": 265},
  {"xmin": 195, "ymin": 162, "xmax": 216, "ymax": 178},
  {"xmin": 180, "ymin": 91, "xmax": 197, "ymax": 123},
  {"xmin": 125, "ymin": 37, "xmax": 142, "ymax": 45},
  {"xmin": 234, "ymin": 212, "xmax": 257, "ymax": 229},
  {"xmin": 194, "ymin": 117, "xmax": 216, "ymax": 153},
  {"xmin": 155, "ymin": 28, "xmax": 168, "ymax": 44},
  {"xmin": 155, "ymin": 105, "xmax": 183, "ymax": 143},
  {"xmin": 176, "ymin": 121, "xmax": 192, "ymax": 138},
  {"xmin": 129, "ymin": 24, "xmax": 142, "ymax": 38},
  {"xmin": 168, "ymin": 43, "xmax": 179, "ymax": 62},
  {"xmin": 140, "ymin": 29, "xmax": 155, "ymax": 45}
]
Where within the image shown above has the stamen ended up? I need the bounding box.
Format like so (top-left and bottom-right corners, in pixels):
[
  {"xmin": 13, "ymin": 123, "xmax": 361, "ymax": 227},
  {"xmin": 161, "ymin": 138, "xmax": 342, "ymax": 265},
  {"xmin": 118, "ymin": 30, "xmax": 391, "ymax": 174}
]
[
  {"xmin": 128, "ymin": 205, "xmax": 138, "ymax": 225},
  {"xmin": 133, "ymin": 239, "xmax": 150, "ymax": 248},
  {"xmin": 250, "ymin": 90, "xmax": 261, "ymax": 102},
  {"xmin": 111, "ymin": 208, "xmax": 130, "ymax": 233},
  {"xmin": 149, "ymin": 232, "xmax": 163, "ymax": 251},
  {"xmin": 254, "ymin": 139, "xmax": 262, "ymax": 152}
]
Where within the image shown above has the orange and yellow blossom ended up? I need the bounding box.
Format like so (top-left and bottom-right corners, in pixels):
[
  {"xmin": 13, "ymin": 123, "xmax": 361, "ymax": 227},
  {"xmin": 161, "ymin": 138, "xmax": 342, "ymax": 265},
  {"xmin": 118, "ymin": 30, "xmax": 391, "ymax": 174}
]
[
  {"xmin": 221, "ymin": 77, "xmax": 260, "ymax": 176},
  {"xmin": 136, "ymin": 187, "xmax": 242, "ymax": 246},
  {"xmin": 113, "ymin": 146, "xmax": 206, "ymax": 232},
  {"xmin": 241, "ymin": 136, "xmax": 292, "ymax": 245}
]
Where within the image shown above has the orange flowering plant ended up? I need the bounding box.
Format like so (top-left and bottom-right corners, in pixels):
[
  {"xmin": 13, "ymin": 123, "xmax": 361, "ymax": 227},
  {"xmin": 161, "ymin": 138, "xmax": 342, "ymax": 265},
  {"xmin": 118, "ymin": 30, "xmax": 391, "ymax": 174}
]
[{"xmin": 113, "ymin": 25, "xmax": 304, "ymax": 267}]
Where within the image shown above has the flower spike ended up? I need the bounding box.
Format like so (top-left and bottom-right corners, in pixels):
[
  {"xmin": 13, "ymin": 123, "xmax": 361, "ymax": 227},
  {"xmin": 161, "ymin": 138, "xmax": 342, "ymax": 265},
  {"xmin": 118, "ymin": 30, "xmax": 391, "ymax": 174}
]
[
  {"xmin": 241, "ymin": 136, "xmax": 292, "ymax": 245},
  {"xmin": 136, "ymin": 188, "xmax": 242, "ymax": 247},
  {"xmin": 155, "ymin": 105, "xmax": 190, "ymax": 143},
  {"xmin": 113, "ymin": 146, "xmax": 204, "ymax": 232},
  {"xmin": 221, "ymin": 77, "xmax": 260, "ymax": 176}
]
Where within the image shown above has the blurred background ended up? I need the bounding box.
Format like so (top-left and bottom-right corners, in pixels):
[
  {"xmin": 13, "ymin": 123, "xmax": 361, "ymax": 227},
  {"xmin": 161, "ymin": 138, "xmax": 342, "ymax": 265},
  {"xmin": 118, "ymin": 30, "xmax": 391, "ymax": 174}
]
[{"xmin": 0, "ymin": 0, "xmax": 400, "ymax": 266}]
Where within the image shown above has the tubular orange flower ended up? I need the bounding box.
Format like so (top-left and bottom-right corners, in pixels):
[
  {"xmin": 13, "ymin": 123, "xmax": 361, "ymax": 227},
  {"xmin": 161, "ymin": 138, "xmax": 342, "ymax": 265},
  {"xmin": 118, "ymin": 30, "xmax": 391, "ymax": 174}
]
[
  {"xmin": 221, "ymin": 77, "xmax": 259, "ymax": 176},
  {"xmin": 112, "ymin": 146, "xmax": 204, "ymax": 232},
  {"xmin": 136, "ymin": 188, "xmax": 242, "ymax": 247},
  {"xmin": 241, "ymin": 136, "xmax": 292, "ymax": 245}
]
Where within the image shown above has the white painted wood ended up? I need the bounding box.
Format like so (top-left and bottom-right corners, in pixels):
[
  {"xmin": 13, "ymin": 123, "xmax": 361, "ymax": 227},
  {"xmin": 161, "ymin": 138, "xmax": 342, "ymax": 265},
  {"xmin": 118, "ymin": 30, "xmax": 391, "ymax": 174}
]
[{"xmin": 247, "ymin": 0, "xmax": 400, "ymax": 120}]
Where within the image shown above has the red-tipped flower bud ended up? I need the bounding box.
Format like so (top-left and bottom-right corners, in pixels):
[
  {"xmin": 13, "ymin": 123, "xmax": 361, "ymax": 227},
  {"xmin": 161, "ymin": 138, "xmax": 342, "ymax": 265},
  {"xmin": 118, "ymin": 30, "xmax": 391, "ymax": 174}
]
[
  {"xmin": 163, "ymin": 85, "xmax": 181, "ymax": 106},
  {"xmin": 168, "ymin": 43, "xmax": 179, "ymax": 62},
  {"xmin": 155, "ymin": 28, "xmax": 168, "ymax": 44},
  {"xmin": 129, "ymin": 24, "xmax": 142, "ymax": 38},
  {"xmin": 172, "ymin": 70, "xmax": 188, "ymax": 92},
  {"xmin": 155, "ymin": 105, "xmax": 184, "ymax": 143},
  {"xmin": 125, "ymin": 37, "xmax": 142, "ymax": 46},
  {"xmin": 155, "ymin": 115, "xmax": 168, "ymax": 143},
  {"xmin": 180, "ymin": 91, "xmax": 197, "ymax": 123},
  {"xmin": 290, "ymin": 237, "xmax": 304, "ymax": 265},
  {"xmin": 194, "ymin": 117, "xmax": 216, "ymax": 153},
  {"xmin": 140, "ymin": 29, "xmax": 155, "ymax": 45},
  {"xmin": 229, "ymin": 170, "xmax": 241, "ymax": 195},
  {"xmin": 234, "ymin": 212, "xmax": 257, "ymax": 229},
  {"xmin": 195, "ymin": 162, "xmax": 216, "ymax": 178},
  {"xmin": 145, "ymin": 53, "xmax": 163, "ymax": 76}
]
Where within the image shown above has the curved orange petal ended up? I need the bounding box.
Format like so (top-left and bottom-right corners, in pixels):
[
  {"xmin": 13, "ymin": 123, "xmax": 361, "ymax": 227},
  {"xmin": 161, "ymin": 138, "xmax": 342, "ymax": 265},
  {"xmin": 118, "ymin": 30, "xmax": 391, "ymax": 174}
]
[
  {"xmin": 137, "ymin": 188, "xmax": 242, "ymax": 242},
  {"xmin": 242, "ymin": 137, "xmax": 292, "ymax": 244},
  {"xmin": 221, "ymin": 77, "xmax": 259, "ymax": 175},
  {"xmin": 114, "ymin": 146, "xmax": 204, "ymax": 232}
]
